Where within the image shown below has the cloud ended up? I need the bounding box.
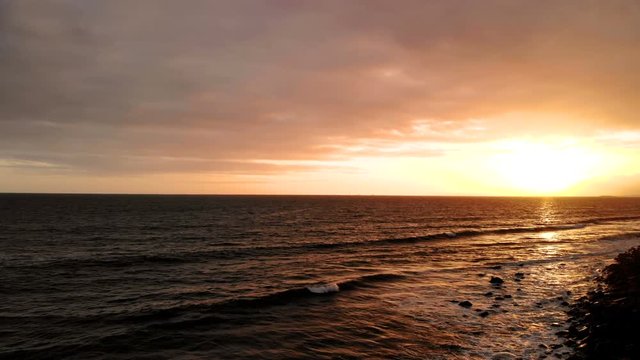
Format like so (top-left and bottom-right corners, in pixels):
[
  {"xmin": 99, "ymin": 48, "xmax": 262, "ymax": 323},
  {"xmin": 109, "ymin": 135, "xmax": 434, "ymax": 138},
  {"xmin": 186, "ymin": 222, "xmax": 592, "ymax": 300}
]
[{"xmin": 1, "ymin": 0, "xmax": 639, "ymax": 178}]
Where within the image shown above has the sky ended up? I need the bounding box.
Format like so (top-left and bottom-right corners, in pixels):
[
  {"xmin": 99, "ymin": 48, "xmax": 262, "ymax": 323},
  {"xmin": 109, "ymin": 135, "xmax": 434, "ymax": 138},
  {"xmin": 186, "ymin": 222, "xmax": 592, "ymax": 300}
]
[{"xmin": 1, "ymin": 0, "xmax": 639, "ymax": 196}]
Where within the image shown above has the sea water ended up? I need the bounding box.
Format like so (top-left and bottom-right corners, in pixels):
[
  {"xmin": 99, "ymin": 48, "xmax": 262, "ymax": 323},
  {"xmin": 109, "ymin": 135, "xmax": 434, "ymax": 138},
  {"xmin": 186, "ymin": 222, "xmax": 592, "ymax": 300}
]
[{"xmin": 2, "ymin": 195, "xmax": 640, "ymax": 359}]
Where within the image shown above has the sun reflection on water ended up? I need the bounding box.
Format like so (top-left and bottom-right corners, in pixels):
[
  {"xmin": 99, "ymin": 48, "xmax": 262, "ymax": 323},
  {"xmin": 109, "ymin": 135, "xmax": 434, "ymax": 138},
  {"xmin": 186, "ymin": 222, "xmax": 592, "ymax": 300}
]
[
  {"xmin": 538, "ymin": 198, "xmax": 557, "ymax": 224},
  {"xmin": 539, "ymin": 231, "xmax": 557, "ymax": 240}
]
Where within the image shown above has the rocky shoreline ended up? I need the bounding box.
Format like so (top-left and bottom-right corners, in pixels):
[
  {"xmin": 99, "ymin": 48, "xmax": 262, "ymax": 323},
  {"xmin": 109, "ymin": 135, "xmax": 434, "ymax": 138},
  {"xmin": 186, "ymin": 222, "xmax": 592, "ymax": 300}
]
[{"xmin": 565, "ymin": 246, "xmax": 640, "ymax": 359}]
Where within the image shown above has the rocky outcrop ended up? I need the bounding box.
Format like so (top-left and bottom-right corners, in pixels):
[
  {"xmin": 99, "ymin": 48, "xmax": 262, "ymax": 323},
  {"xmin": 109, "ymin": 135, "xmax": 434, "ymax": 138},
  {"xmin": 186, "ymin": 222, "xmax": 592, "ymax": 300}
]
[{"xmin": 566, "ymin": 246, "xmax": 640, "ymax": 359}]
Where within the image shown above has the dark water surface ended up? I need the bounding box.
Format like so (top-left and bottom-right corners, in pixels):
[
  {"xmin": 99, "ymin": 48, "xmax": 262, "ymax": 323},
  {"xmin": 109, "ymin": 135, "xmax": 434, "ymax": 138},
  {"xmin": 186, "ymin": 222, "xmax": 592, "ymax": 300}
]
[{"xmin": 2, "ymin": 195, "xmax": 640, "ymax": 359}]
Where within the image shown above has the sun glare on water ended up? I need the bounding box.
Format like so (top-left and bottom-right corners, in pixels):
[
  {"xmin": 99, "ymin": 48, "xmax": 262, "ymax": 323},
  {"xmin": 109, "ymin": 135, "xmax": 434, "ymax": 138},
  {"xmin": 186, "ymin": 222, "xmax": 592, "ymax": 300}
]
[{"xmin": 490, "ymin": 140, "xmax": 601, "ymax": 195}]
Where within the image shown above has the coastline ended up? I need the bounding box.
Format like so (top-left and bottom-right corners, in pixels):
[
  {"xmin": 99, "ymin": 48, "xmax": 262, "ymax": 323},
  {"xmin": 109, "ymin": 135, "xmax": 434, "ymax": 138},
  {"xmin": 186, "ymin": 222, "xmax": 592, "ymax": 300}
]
[{"xmin": 565, "ymin": 246, "xmax": 640, "ymax": 359}]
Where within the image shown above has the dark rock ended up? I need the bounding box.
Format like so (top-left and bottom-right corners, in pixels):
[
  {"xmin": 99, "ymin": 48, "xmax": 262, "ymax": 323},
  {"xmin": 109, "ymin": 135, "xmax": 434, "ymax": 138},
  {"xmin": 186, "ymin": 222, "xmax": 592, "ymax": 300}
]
[
  {"xmin": 564, "ymin": 339, "xmax": 576, "ymax": 347},
  {"xmin": 515, "ymin": 272, "xmax": 525, "ymax": 278},
  {"xmin": 479, "ymin": 311, "xmax": 490, "ymax": 317},
  {"xmin": 504, "ymin": 294, "xmax": 512, "ymax": 299},
  {"xmin": 563, "ymin": 246, "xmax": 640, "ymax": 360},
  {"xmin": 560, "ymin": 301, "xmax": 569, "ymax": 306},
  {"xmin": 489, "ymin": 265, "xmax": 502, "ymax": 270},
  {"xmin": 551, "ymin": 344, "xmax": 563, "ymax": 349},
  {"xmin": 495, "ymin": 296, "xmax": 504, "ymax": 300},
  {"xmin": 478, "ymin": 273, "xmax": 486, "ymax": 277},
  {"xmin": 458, "ymin": 300, "xmax": 473, "ymax": 308},
  {"xmin": 490, "ymin": 276, "xmax": 504, "ymax": 285},
  {"xmin": 484, "ymin": 291, "xmax": 494, "ymax": 297},
  {"xmin": 538, "ymin": 344, "xmax": 548, "ymax": 349},
  {"xmin": 491, "ymin": 304, "xmax": 501, "ymax": 308}
]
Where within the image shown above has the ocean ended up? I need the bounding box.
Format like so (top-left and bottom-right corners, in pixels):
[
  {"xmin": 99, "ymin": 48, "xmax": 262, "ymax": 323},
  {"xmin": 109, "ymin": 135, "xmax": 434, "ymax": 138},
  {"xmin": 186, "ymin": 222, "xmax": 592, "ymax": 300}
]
[{"xmin": 2, "ymin": 194, "xmax": 640, "ymax": 359}]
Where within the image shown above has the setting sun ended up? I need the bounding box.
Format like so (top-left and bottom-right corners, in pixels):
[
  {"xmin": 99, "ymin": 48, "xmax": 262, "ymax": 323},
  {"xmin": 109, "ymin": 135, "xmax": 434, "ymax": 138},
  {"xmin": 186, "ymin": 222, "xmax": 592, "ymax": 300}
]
[{"xmin": 489, "ymin": 140, "xmax": 601, "ymax": 194}]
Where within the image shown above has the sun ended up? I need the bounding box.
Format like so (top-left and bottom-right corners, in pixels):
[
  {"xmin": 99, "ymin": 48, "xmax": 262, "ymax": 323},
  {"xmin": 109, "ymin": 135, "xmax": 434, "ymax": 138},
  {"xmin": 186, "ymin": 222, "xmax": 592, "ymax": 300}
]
[{"xmin": 489, "ymin": 140, "xmax": 601, "ymax": 195}]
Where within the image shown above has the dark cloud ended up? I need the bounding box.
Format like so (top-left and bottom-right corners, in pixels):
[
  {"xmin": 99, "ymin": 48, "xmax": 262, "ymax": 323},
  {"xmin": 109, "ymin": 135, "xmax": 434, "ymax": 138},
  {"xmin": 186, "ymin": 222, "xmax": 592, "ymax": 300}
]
[{"xmin": 1, "ymin": 0, "xmax": 639, "ymax": 177}]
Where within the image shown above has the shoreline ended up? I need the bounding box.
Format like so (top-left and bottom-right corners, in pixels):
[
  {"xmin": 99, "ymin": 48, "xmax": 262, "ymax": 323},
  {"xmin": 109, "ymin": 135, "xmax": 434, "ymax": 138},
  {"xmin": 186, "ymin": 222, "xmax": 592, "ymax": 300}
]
[{"xmin": 565, "ymin": 246, "xmax": 640, "ymax": 359}]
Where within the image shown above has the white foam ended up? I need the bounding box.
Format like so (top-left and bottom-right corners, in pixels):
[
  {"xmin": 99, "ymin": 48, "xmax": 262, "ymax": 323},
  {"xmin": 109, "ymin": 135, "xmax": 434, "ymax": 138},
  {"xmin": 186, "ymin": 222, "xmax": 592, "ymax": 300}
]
[{"xmin": 306, "ymin": 283, "xmax": 340, "ymax": 294}]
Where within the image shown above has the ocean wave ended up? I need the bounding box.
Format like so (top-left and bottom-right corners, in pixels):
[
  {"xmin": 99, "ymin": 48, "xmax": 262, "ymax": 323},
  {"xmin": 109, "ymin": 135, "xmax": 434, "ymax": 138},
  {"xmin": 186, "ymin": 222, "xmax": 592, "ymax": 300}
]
[
  {"xmin": 598, "ymin": 231, "xmax": 640, "ymax": 242},
  {"xmin": 112, "ymin": 272, "xmax": 408, "ymax": 327},
  {"xmin": 5, "ymin": 222, "xmax": 602, "ymax": 270},
  {"xmin": 583, "ymin": 215, "xmax": 640, "ymax": 224},
  {"xmin": 305, "ymin": 223, "xmax": 594, "ymax": 250},
  {"xmin": 4, "ymin": 253, "xmax": 197, "ymax": 270},
  {"xmin": 10, "ymin": 216, "xmax": 638, "ymax": 270}
]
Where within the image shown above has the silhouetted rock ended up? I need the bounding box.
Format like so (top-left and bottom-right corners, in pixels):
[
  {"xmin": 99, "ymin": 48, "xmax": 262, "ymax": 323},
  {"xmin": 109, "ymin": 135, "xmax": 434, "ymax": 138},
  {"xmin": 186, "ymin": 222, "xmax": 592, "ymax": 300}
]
[{"xmin": 565, "ymin": 246, "xmax": 640, "ymax": 360}]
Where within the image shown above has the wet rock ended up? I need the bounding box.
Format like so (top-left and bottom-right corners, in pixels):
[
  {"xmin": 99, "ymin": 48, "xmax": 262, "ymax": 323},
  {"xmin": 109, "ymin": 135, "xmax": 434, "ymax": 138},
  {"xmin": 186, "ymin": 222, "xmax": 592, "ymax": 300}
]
[
  {"xmin": 564, "ymin": 339, "xmax": 576, "ymax": 347},
  {"xmin": 538, "ymin": 344, "xmax": 548, "ymax": 349},
  {"xmin": 556, "ymin": 330, "xmax": 569, "ymax": 337},
  {"xmin": 551, "ymin": 322, "xmax": 563, "ymax": 327},
  {"xmin": 458, "ymin": 300, "xmax": 473, "ymax": 308},
  {"xmin": 490, "ymin": 276, "xmax": 504, "ymax": 285},
  {"xmin": 551, "ymin": 344, "xmax": 563, "ymax": 349}
]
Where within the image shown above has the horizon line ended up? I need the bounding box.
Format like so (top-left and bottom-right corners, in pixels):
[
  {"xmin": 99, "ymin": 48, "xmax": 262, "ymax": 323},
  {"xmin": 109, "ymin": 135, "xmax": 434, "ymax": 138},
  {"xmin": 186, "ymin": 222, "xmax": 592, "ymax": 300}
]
[{"xmin": 0, "ymin": 192, "xmax": 636, "ymax": 198}]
